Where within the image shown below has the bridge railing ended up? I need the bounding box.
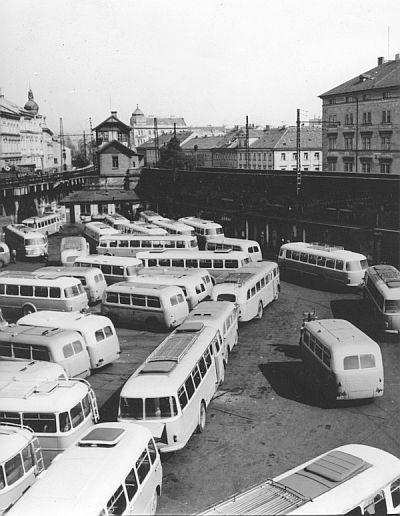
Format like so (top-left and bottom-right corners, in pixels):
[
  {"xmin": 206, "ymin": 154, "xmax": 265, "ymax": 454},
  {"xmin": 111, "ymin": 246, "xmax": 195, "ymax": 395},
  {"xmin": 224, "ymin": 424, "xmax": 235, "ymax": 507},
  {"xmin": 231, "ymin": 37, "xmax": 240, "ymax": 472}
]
[{"xmin": 0, "ymin": 165, "xmax": 96, "ymax": 189}]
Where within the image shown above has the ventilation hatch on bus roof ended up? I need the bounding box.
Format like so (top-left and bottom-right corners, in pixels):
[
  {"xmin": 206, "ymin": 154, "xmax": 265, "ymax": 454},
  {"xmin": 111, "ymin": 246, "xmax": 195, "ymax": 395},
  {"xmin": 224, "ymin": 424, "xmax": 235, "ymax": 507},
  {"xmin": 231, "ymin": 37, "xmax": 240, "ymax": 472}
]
[
  {"xmin": 309, "ymin": 243, "xmax": 344, "ymax": 252},
  {"xmin": 374, "ymin": 265, "xmax": 400, "ymax": 288},
  {"xmin": 79, "ymin": 427, "xmax": 125, "ymax": 447},
  {"xmin": 304, "ymin": 450, "xmax": 367, "ymax": 482},
  {"xmin": 213, "ymin": 248, "xmax": 233, "ymax": 254},
  {"xmin": 0, "ymin": 380, "xmax": 59, "ymax": 398},
  {"xmin": 223, "ymin": 272, "xmax": 254, "ymax": 284}
]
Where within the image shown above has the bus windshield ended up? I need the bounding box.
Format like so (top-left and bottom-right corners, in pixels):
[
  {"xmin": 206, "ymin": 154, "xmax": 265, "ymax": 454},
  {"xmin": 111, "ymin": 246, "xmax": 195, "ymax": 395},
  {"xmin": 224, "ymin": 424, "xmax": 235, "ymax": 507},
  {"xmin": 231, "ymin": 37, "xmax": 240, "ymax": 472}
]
[
  {"xmin": 120, "ymin": 397, "xmax": 178, "ymax": 419},
  {"xmin": 385, "ymin": 299, "xmax": 400, "ymax": 314},
  {"xmin": 25, "ymin": 238, "xmax": 45, "ymax": 246},
  {"xmin": 64, "ymin": 284, "xmax": 84, "ymax": 298},
  {"xmin": 217, "ymin": 293, "xmax": 236, "ymax": 302}
]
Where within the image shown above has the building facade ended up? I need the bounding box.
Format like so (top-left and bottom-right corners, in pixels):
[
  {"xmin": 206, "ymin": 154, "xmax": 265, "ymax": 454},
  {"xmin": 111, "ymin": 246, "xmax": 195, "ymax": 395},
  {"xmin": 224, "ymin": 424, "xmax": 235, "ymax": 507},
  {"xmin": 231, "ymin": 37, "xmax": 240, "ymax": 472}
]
[
  {"xmin": 130, "ymin": 105, "xmax": 187, "ymax": 147},
  {"xmin": 320, "ymin": 55, "xmax": 400, "ymax": 173}
]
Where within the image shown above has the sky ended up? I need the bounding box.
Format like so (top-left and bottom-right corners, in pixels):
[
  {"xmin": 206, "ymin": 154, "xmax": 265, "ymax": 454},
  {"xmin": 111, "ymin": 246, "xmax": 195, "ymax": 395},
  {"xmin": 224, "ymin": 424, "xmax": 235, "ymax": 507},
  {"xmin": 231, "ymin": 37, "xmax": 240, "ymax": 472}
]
[{"xmin": 2, "ymin": 0, "xmax": 400, "ymax": 136}]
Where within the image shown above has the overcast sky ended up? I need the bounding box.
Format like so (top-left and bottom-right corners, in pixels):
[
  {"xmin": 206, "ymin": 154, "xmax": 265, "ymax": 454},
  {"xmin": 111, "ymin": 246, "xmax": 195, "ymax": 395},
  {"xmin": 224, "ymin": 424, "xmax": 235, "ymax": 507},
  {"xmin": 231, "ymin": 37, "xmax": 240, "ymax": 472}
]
[{"xmin": 2, "ymin": 0, "xmax": 400, "ymax": 135}]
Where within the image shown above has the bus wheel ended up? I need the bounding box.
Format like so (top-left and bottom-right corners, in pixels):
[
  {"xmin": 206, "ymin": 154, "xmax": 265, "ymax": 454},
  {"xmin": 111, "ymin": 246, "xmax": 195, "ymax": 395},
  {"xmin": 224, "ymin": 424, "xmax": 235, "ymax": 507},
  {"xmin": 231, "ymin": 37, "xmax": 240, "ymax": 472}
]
[
  {"xmin": 149, "ymin": 490, "xmax": 158, "ymax": 515},
  {"xmin": 256, "ymin": 302, "xmax": 263, "ymax": 319},
  {"xmin": 22, "ymin": 304, "xmax": 36, "ymax": 316},
  {"xmin": 196, "ymin": 402, "xmax": 207, "ymax": 433}
]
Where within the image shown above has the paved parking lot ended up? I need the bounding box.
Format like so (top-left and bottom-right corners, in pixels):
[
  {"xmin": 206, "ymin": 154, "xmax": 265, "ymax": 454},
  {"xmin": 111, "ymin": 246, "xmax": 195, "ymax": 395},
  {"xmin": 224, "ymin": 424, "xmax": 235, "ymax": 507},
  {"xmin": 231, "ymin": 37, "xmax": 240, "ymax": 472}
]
[{"xmin": 5, "ymin": 234, "xmax": 400, "ymax": 514}]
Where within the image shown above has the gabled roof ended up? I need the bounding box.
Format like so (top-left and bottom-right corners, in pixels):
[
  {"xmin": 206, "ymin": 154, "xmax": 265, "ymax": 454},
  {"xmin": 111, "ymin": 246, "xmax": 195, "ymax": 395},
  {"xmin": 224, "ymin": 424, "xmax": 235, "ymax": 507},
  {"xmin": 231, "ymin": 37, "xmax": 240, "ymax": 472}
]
[
  {"xmin": 181, "ymin": 134, "xmax": 232, "ymax": 151},
  {"xmin": 250, "ymin": 128, "xmax": 285, "ymax": 149},
  {"xmin": 138, "ymin": 131, "xmax": 193, "ymax": 150},
  {"xmin": 97, "ymin": 140, "xmax": 138, "ymax": 156},
  {"xmin": 94, "ymin": 113, "xmax": 131, "ymax": 131},
  {"xmin": 250, "ymin": 126, "xmax": 321, "ymax": 150},
  {"xmin": 320, "ymin": 58, "xmax": 400, "ymax": 97}
]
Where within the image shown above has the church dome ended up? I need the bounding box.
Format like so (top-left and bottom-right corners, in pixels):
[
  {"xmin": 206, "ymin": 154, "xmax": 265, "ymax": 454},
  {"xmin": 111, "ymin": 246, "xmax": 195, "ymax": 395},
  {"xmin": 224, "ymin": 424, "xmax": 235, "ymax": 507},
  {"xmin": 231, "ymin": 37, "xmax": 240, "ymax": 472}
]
[
  {"xmin": 132, "ymin": 104, "xmax": 144, "ymax": 116},
  {"xmin": 24, "ymin": 89, "xmax": 39, "ymax": 115}
]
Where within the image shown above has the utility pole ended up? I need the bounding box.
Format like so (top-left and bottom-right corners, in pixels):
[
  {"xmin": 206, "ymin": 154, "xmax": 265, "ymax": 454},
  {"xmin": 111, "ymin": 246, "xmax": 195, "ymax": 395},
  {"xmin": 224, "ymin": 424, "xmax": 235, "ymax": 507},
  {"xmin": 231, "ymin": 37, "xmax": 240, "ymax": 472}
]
[
  {"xmin": 245, "ymin": 116, "xmax": 249, "ymax": 170},
  {"xmin": 154, "ymin": 118, "xmax": 159, "ymax": 167},
  {"xmin": 89, "ymin": 117, "xmax": 98, "ymax": 175},
  {"xmin": 83, "ymin": 131, "xmax": 87, "ymax": 163},
  {"xmin": 59, "ymin": 117, "xmax": 65, "ymax": 172},
  {"xmin": 296, "ymin": 108, "xmax": 301, "ymax": 196},
  {"xmin": 173, "ymin": 122, "xmax": 177, "ymax": 183}
]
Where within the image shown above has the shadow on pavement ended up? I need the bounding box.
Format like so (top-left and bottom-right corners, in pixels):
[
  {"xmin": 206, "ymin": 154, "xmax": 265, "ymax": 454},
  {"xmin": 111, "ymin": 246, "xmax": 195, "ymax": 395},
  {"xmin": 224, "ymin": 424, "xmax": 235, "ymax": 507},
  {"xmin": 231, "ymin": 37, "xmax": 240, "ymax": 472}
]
[
  {"xmin": 99, "ymin": 386, "xmax": 122, "ymax": 422},
  {"xmin": 330, "ymin": 298, "xmax": 379, "ymax": 339},
  {"xmin": 280, "ymin": 270, "xmax": 354, "ymax": 294},
  {"xmin": 269, "ymin": 343, "xmax": 301, "ymax": 359}
]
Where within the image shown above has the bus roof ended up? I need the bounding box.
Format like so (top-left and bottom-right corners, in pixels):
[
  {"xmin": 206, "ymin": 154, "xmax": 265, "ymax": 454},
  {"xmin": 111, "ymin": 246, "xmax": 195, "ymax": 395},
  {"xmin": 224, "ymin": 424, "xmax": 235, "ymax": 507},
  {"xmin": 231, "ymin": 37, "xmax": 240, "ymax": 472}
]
[
  {"xmin": 5, "ymin": 224, "xmax": 44, "ymax": 238},
  {"xmin": 207, "ymin": 236, "xmax": 259, "ymax": 245},
  {"xmin": 281, "ymin": 242, "xmax": 367, "ymax": 261},
  {"xmin": 136, "ymin": 250, "xmax": 250, "ymax": 259},
  {"xmin": 135, "ymin": 267, "xmax": 210, "ymax": 279},
  {"xmin": 0, "ymin": 379, "xmax": 89, "ymax": 413},
  {"xmin": 0, "ymin": 360, "xmax": 67, "ymax": 382},
  {"xmin": 34, "ymin": 266, "xmax": 97, "ymax": 278},
  {"xmin": 22, "ymin": 213, "xmax": 61, "ymax": 223},
  {"xmin": 121, "ymin": 323, "xmax": 218, "ymax": 397},
  {"xmin": 0, "ymin": 272, "xmax": 83, "ymax": 287},
  {"xmin": 74, "ymin": 255, "xmax": 142, "ymax": 266},
  {"xmin": 0, "ymin": 324, "xmax": 82, "ymax": 344},
  {"xmin": 0, "ymin": 424, "xmax": 35, "ymax": 464},
  {"xmin": 366, "ymin": 265, "xmax": 400, "ymax": 295},
  {"xmin": 178, "ymin": 217, "xmax": 222, "ymax": 229},
  {"xmin": 106, "ymin": 281, "xmax": 184, "ymax": 296},
  {"xmin": 17, "ymin": 310, "xmax": 113, "ymax": 331},
  {"xmin": 6, "ymin": 422, "xmax": 153, "ymax": 516},
  {"xmin": 213, "ymin": 262, "xmax": 277, "ymax": 286},
  {"xmin": 98, "ymin": 233, "xmax": 195, "ymax": 242},
  {"xmin": 153, "ymin": 218, "xmax": 194, "ymax": 230},
  {"xmin": 185, "ymin": 301, "xmax": 236, "ymax": 331}
]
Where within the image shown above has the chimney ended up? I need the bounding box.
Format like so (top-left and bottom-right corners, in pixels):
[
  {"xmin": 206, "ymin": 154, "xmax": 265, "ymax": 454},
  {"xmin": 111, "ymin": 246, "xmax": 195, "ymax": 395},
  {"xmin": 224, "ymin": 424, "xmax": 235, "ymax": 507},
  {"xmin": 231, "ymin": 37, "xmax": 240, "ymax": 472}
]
[
  {"xmin": 377, "ymin": 56, "xmax": 384, "ymax": 65},
  {"xmin": 111, "ymin": 110, "xmax": 117, "ymax": 116},
  {"xmin": 395, "ymin": 53, "xmax": 400, "ymax": 61},
  {"xmin": 0, "ymin": 88, "xmax": 4, "ymax": 98}
]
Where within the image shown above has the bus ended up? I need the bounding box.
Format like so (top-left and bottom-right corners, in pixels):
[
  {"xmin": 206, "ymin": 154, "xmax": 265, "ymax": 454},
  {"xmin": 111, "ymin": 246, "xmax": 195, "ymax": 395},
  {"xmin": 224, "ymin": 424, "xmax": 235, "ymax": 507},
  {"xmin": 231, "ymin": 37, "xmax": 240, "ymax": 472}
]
[
  {"xmin": 34, "ymin": 266, "xmax": 107, "ymax": 305},
  {"xmin": 102, "ymin": 283, "xmax": 189, "ymax": 331},
  {"xmin": 151, "ymin": 218, "xmax": 196, "ymax": 236},
  {"xmin": 178, "ymin": 217, "xmax": 224, "ymax": 249},
  {"xmin": 4, "ymin": 225, "xmax": 48, "ymax": 260},
  {"xmin": 184, "ymin": 301, "xmax": 239, "ymax": 356},
  {"xmin": 18, "ymin": 311, "xmax": 121, "ymax": 371},
  {"xmin": 0, "ymin": 424, "xmax": 44, "ymax": 514},
  {"xmin": 83, "ymin": 222, "xmax": 120, "ymax": 253},
  {"xmin": 0, "ymin": 359, "xmax": 68, "ymax": 382},
  {"xmin": 278, "ymin": 242, "xmax": 368, "ymax": 287},
  {"xmin": 199, "ymin": 444, "xmax": 400, "ymax": 515},
  {"xmin": 122, "ymin": 221, "xmax": 169, "ymax": 236},
  {"xmin": 60, "ymin": 236, "xmax": 89, "ymax": 266},
  {"xmin": 118, "ymin": 321, "xmax": 225, "ymax": 452},
  {"xmin": 212, "ymin": 262, "xmax": 280, "ymax": 321},
  {"xmin": 7, "ymin": 422, "xmax": 163, "ymax": 516},
  {"xmin": 0, "ymin": 325, "xmax": 91, "ymax": 379},
  {"xmin": 0, "ymin": 378, "xmax": 99, "ymax": 468},
  {"xmin": 136, "ymin": 250, "xmax": 252, "ymax": 278},
  {"xmin": 73, "ymin": 255, "xmax": 142, "ymax": 284},
  {"xmin": 206, "ymin": 237, "xmax": 262, "ymax": 262},
  {"xmin": 364, "ymin": 265, "xmax": 400, "ymax": 334},
  {"xmin": 97, "ymin": 233, "xmax": 198, "ymax": 258},
  {"xmin": 128, "ymin": 268, "xmax": 211, "ymax": 310},
  {"xmin": 102, "ymin": 213, "xmax": 130, "ymax": 231},
  {"xmin": 138, "ymin": 210, "xmax": 163, "ymax": 223},
  {"xmin": 300, "ymin": 318, "xmax": 384, "ymax": 404},
  {"xmin": 0, "ymin": 272, "xmax": 88, "ymax": 317},
  {"xmin": 0, "ymin": 242, "xmax": 10, "ymax": 269},
  {"xmin": 22, "ymin": 213, "xmax": 62, "ymax": 236}
]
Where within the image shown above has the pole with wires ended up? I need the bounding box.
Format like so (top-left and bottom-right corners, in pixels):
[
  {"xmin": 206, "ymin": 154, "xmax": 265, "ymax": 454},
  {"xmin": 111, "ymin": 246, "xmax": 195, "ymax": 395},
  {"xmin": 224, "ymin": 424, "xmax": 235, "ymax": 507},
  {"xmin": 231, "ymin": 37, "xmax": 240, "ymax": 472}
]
[{"xmin": 296, "ymin": 108, "xmax": 301, "ymax": 197}]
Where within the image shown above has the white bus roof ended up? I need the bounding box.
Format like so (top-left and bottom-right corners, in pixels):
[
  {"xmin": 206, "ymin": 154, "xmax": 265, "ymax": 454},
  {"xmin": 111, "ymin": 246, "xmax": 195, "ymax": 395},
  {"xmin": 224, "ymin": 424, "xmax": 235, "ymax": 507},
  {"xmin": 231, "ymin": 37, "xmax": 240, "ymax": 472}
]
[
  {"xmin": 0, "ymin": 360, "xmax": 67, "ymax": 382},
  {"xmin": 281, "ymin": 242, "xmax": 367, "ymax": 261},
  {"xmin": 100, "ymin": 233, "xmax": 195, "ymax": 241},
  {"xmin": 0, "ymin": 272, "xmax": 83, "ymax": 287},
  {"xmin": 60, "ymin": 236, "xmax": 86, "ymax": 249},
  {"xmin": 7, "ymin": 422, "xmax": 152, "ymax": 516},
  {"xmin": 178, "ymin": 217, "xmax": 222, "ymax": 229},
  {"xmin": 0, "ymin": 379, "xmax": 89, "ymax": 413},
  {"xmin": 128, "ymin": 275, "xmax": 198, "ymax": 288},
  {"xmin": 207, "ymin": 236, "xmax": 259, "ymax": 245},
  {"xmin": 366, "ymin": 265, "xmax": 400, "ymax": 297},
  {"xmin": 74, "ymin": 255, "xmax": 142, "ymax": 266},
  {"xmin": 34, "ymin": 266, "xmax": 98, "ymax": 279},
  {"xmin": 121, "ymin": 323, "xmax": 218, "ymax": 397},
  {"xmin": 135, "ymin": 267, "xmax": 210, "ymax": 279},
  {"xmin": 153, "ymin": 218, "xmax": 194, "ymax": 231},
  {"xmin": 0, "ymin": 424, "xmax": 35, "ymax": 464},
  {"xmin": 136, "ymin": 250, "xmax": 250, "ymax": 260},
  {"xmin": 104, "ymin": 213, "xmax": 129, "ymax": 221},
  {"xmin": 22, "ymin": 213, "xmax": 61, "ymax": 223},
  {"xmin": 185, "ymin": 301, "xmax": 237, "ymax": 330},
  {"xmin": 213, "ymin": 262, "xmax": 277, "ymax": 286},
  {"xmin": 126, "ymin": 222, "xmax": 168, "ymax": 235},
  {"xmin": 0, "ymin": 325, "xmax": 82, "ymax": 345},
  {"xmin": 18, "ymin": 311, "xmax": 113, "ymax": 330},
  {"xmin": 5, "ymin": 225, "xmax": 45, "ymax": 238},
  {"xmin": 106, "ymin": 282, "xmax": 184, "ymax": 296}
]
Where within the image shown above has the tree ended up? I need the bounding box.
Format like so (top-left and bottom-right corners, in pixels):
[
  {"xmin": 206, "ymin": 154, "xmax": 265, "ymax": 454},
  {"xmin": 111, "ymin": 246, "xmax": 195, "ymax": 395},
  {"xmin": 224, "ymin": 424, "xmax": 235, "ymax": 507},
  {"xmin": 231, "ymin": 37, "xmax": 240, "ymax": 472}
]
[{"xmin": 158, "ymin": 135, "xmax": 194, "ymax": 170}]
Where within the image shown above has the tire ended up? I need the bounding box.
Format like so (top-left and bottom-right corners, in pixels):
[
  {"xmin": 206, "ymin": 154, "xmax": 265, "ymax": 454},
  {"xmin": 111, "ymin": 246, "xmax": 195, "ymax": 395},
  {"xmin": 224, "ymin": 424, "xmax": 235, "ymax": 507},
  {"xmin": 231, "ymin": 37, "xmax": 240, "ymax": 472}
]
[
  {"xmin": 196, "ymin": 402, "xmax": 207, "ymax": 434},
  {"xmin": 149, "ymin": 490, "xmax": 158, "ymax": 515},
  {"xmin": 256, "ymin": 301, "xmax": 263, "ymax": 320},
  {"xmin": 22, "ymin": 304, "xmax": 36, "ymax": 316}
]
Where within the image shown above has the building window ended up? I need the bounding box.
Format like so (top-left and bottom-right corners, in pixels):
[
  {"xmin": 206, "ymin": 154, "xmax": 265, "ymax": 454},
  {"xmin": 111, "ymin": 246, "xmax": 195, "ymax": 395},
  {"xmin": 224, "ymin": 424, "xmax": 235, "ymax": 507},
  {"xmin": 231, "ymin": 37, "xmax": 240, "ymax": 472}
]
[
  {"xmin": 314, "ymin": 166, "xmax": 320, "ymax": 171},
  {"xmin": 112, "ymin": 156, "xmax": 119, "ymax": 169},
  {"xmin": 344, "ymin": 162, "xmax": 353, "ymax": 172},
  {"xmin": 345, "ymin": 96, "xmax": 354, "ymax": 103},
  {"xmin": 329, "ymin": 98, "xmax": 336, "ymax": 105},
  {"xmin": 314, "ymin": 152, "xmax": 320, "ymax": 160},
  {"xmin": 382, "ymin": 110, "xmax": 391, "ymax": 123},
  {"xmin": 362, "ymin": 112, "xmax": 372, "ymax": 125},
  {"xmin": 345, "ymin": 113, "xmax": 354, "ymax": 125},
  {"xmin": 328, "ymin": 138, "xmax": 336, "ymax": 150},
  {"xmin": 328, "ymin": 162, "xmax": 336, "ymax": 172},
  {"xmin": 328, "ymin": 114, "xmax": 337, "ymax": 125},
  {"xmin": 380, "ymin": 162, "xmax": 390, "ymax": 174},
  {"xmin": 362, "ymin": 137, "xmax": 371, "ymax": 150},
  {"xmin": 54, "ymin": 158, "xmax": 58, "ymax": 164},
  {"xmin": 362, "ymin": 162, "xmax": 371, "ymax": 173},
  {"xmin": 281, "ymin": 153, "xmax": 286, "ymax": 161},
  {"xmin": 383, "ymin": 91, "xmax": 391, "ymax": 99},
  {"xmin": 292, "ymin": 152, "xmax": 297, "ymax": 160},
  {"xmin": 381, "ymin": 136, "xmax": 391, "ymax": 151},
  {"xmin": 344, "ymin": 137, "xmax": 353, "ymax": 150},
  {"xmin": 303, "ymin": 152, "xmax": 308, "ymax": 160}
]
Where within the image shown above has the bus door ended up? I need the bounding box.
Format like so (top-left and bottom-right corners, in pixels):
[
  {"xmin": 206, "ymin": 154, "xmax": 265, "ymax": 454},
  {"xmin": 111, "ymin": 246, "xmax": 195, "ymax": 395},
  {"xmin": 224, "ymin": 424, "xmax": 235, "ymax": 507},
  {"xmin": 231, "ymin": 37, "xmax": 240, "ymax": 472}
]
[{"xmin": 212, "ymin": 332, "xmax": 225, "ymax": 384}]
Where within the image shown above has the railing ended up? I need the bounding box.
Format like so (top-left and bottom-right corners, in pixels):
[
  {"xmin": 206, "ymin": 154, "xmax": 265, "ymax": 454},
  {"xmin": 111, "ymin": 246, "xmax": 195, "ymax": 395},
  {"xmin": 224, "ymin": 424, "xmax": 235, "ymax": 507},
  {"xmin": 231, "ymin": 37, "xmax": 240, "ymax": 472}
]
[{"xmin": 0, "ymin": 165, "xmax": 96, "ymax": 189}]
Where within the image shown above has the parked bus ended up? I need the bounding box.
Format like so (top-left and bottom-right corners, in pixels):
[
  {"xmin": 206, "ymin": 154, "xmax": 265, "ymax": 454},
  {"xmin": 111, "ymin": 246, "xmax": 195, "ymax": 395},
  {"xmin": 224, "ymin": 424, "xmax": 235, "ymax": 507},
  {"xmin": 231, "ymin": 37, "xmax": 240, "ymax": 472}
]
[
  {"xmin": 122, "ymin": 221, "xmax": 169, "ymax": 236},
  {"xmin": 278, "ymin": 242, "xmax": 368, "ymax": 287},
  {"xmin": 137, "ymin": 250, "xmax": 251, "ymax": 277},
  {"xmin": 97, "ymin": 233, "xmax": 198, "ymax": 258},
  {"xmin": 212, "ymin": 262, "xmax": 280, "ymax": 321},
  {"xmin": 0, "ymin": 378, "xmax": 99, "ymax": 468},
  {"xmin": 364, "ymin": 264, "xmax": 400, "ymax": 334},
  {"xmin": 22, "ymin": 213, "xmax": 62, "ymax": 236},
  {"xmin": 0, "ymin": 325, "xmax": 91, "ymax": 379},
  {"xmin": 178, "ymin": 217, "xmax": 224, "ymax": 249},
  {"xmin": 83, "ymin": 222, "xmax": 120, "ymax": 253},
  {"xmin": 34, "ymin": 266, "xmax": 107, "ymax": 304},
  {"xmin": 184, "ymin": 301, "xmax": 239, "ymax": 356},
  {"xmin": 0, "ymin": 272, "xmax": 88, "ymax": 317},
  {"xmin": 132, "ymin": 267, "xmax": 212, "ymax": 309},
  {"xmin": 18, "ymin": 311, "xmax": 121, "ymax": 371},
  {"xmin": 206, "ymin": 237, "xmax": 262, "ymax": 262},
  {"xmin": 300, "ymin": 318, "xmax": 384, "ymax": 404},
  {"xmin": 73, "ymin": 255, "xmax": 142, "ymax": 284},
  {"xmin": 200, "ymin": 444, "xmax": 400, "ymax": 515},
  {"xmin": 118, "ymin": 321, "xmax": 225, "ymax": 452},
  {"xmin": 102, "ymin": 213, "xmax": 130, "ymax": 231},
  {"xmin": 7, "ymin": 422, "xmax": 162, "ymax": 516},
  {"xmin": 0, "ymin": 359, "xmax": 68, "ymax": 382},
  {"xmin": 151, "ymin": 218, "xmax": 196, "ymax": 236},
  {"xmin": 4, "ymin": 225, "xmax": 48, "ymax": 260},
  {"xmin": 0, "ymin": 424, "xmax": 44, "ymax": 514},
  {"xmin": 0, "ymin": 243, "xmax": 10, "ymax": 269},
  {"xmin": 102, "ymin": 282, "xmax": 189, "ymax": 331},
  {"xmin": 138, "ymin": 210, "xmax": 163, "ymax": 223},
  {"xmin": 60, "ymin": 236, "xmax": 89, "ymax": 266}
]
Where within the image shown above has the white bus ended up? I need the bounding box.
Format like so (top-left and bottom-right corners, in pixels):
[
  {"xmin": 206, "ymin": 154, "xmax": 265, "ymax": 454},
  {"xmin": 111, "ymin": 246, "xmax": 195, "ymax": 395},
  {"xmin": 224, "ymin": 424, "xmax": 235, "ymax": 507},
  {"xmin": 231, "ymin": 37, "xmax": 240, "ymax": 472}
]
[
  {"xmin": 178, "ymin": 217, "xmax": 224, "ymax": 249},
  {"xmin": 18, "ymin": 311, "xmax": 121, "ymax": 371},
  {"xmin": 34, "ymin": 266, "xmax": 107, "ymax": 305},
  {"xmin": 60, "ymin": 236, "xmax": 89, "ymax": 266},
  {"xmin": 184, "ymin": 301, "xmax": 239, "ymax": 356},
  {"xmin": 137, "ymin": 249, "xmax": 251, "ymax": 277},
  {"xmin": 0, "ymin": 325, "xmax": 91, "ymax": 379},
  {"xmin": 102, "ymin": 282, "xmax": 189, "ymax": 331},
  {"xmin": 0, "ymin": 360, "xmax": 68, "ymax": 382},
  {"xmin": 73, "ymin": 255, "xmax": 142, "ymax": 284},
  {"xmin": 206, "ymin": 237, "xmax": 262, "ymax": 262},
  {"xmin": 118, "ymin": 321, "xmax": 225, "ymax": 452},
  {"xmin": 212, "ymin": 261, "xmax": 280, "ymax": 321},
  {"xmin": 22, "ymin": 213, "xmax": 62, "ymax": 236},
  {"xmin": 364, "ymin": 265, "xmax": 400, "ymax": 334},
  {"xmin": 0, "ymin": 378, "xmax": 99, "ymax": 468},
  {"xmin": 132, "ymin": 267, "xmax": 213, "ymax": 310},
  {"xmin": 97, "ymin": 233, "xmax": 198, "ymax": 257},
  {"xmin": 103, "ymin": 213, "xmax": 130, "ymax": 231},
  {"xmin": 0, "ymin": 424, "xmax": 44, "ymax": 514},
  {"xmin": 4, "ymin": 225, "xmax": 48, "ymax": 260},
  {"xmin": 83, "ymin": 221, "xmax": 120, "ymax": 253},
  {"xmin": 138, "ymin": 210, "xmax": 163, "ymax": 223},
  {"xmin": 0, "ymin": 243, "xmax": 10, "ymax": 269},
  {"xmin": 278, "ymin": 242, "xmax": 368, "ymax": 287},
  {"xmin": 122, "ymin": 221, "xmax": 169, "ymax": 236},
  {"xmin": 151, "ymin": 218, "xmax": 196, "ymax": 236},
  {"xmin": 0, "ymin": 271, "xmax": 88, "ymax": 317},
  {"xmin": 200, "ymin": 444, "xmax": 400, "ymax": 515},
  {"xmin": 8, "ymin": 422, "xmax": 162, "ymax": 516}
]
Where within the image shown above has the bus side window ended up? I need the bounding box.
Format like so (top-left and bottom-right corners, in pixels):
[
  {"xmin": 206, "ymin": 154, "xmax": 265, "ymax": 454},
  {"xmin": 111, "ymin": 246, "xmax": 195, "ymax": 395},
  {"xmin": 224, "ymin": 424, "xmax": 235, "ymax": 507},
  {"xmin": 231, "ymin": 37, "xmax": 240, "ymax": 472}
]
[
  {"xmin": 107, "ymin": 485, "xmax": 127, "ymax": 515},
  {"xmin": 192, "ymin": 365, "xmax": 201, "ymax": 387},
  {"xmin": 364, "ymin": 492, "xmax": 387, "ymax": 515},
  {"xmin": 198, "ymin": 356, "xmax": 207, "ymax": 378},
  {"xmin": 0, "ymin": 284, "xmax": 4, "ymax": 295},
  {"xmin": 136, "ymin": 449, "xmax": 151, "ymax": 483},
  {"xmin": 185, "ymin": 375, "xmax": 195, "ymax": 400},
  {"xmin": 125, "ymin": 466, "xmax": 138, "ymax": 501},
  {"xmin": 335, "ymin": 260, "xmax": 344, "ymax": 270},
  {"xmin": 391, "ymin": 478, "xmax": 400, "ymax": 507},
  {"xmin": 326, "ymin": 259, "xmax": 335, "ymax": 269},
  {"xmin": 63, "ymin": 343, "xmax": 74, "ymax": 358},
  {"xmin": 317, "ymin": 256, "xmax": 325, "ymax": 267},
  {"xmin": 72, "ymin": 340, "xmax": 83, "ymax": 354},
  {"xmin": 4, "ymin": 452, "xmax": 25, "ymax": 486},
  {"xmin": 172, "ymin": 259, "xmax": 184, "ymax": 267},
  {"xmin": 308, "ymin": 254, "xmax": 317, "ymax": 265},
  {"xmin": 148, "ymin": 439, "xmax": 157, "ymax": 464},
  {"xmin": 170, "ymin": 295, "xmax": 178, "ymax": 306},
  {"xmin": 178, "ymin": 386, "xmax": 188, "ymax": 409},
  {"xmin": 95, "ymin": 329, "xmax": 105, "ymax": 342}
]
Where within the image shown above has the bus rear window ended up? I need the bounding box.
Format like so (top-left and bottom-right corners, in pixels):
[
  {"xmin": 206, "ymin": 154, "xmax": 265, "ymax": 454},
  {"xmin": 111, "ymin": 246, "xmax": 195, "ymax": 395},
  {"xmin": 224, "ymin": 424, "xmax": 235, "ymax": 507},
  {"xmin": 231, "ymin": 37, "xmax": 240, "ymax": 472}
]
[
  {"xmin": 144, "ymin": 397, "xmax": 178, "ymax": 419},
  {"xmin": 384, "ymin": 300, "xmax": 400, "ymax": 314},
  {"xmin": 360, "ymin": 354, "xmax": 376, "ymax": 369},
  {"xmin": 217, "ymin": 293, "xmax": 236, "ymax": 302},
  {"xmin": 343, "ymin": 355, "xmax": 359, "ymax": 370},
  {"xmin": 346, "ymin": 261, "xmax": 361, "ymax": 271},
  {"xmin": 64, "ymin": 285, "xmax": 81, "ymax": 297},
  {"xmin": 361, "ymin": 259, "xmax": 368, "ymax": 270},
  {"xmin": 120, "ymin": 397, "xmax": 143, "ymax": 419}
]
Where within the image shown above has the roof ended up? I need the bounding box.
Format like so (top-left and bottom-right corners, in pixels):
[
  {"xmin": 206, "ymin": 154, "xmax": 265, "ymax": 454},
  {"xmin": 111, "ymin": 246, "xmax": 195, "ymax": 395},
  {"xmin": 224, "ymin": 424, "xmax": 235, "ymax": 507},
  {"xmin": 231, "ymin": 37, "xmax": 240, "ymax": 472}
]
[
  {"xmin": 60, "ymin": 190, "xmax": 140, "ymax": 204},
  {"xmin": 320, "ymin": 58, "xmax": 400, "ymax": 97},
  {"xmin": 181, "ymin": 134, "xmax": 233, "ymax": 150},
  {"xmin": 97, "ymin": 140, "xmax": 138, "ymax": 156},
  {"xmin": 249, "ymin": 128, "xmax": 288, "ymax": 149},
  {"xmin": 76, "ymin": 254, "xmax": 141, "ymax": 266},
  {"xmin": 18, "ymin": 310, "xmax": 113, "ymax": 331},
  {"xmin": 281, "ymin": 242, "xmax": 367, "ymax": 261},
  {"xmin": 93, "ymin": 113, "xmax": 131, "ymax": 131},
  {"xmin": 137, "ymin": 131, "xmax": 193, "ymax": 150},
  {"xmin": 257, "ymin": 126, "xmax": 321, "ymax": 150},
  {"xmin": 0, "ymin": 424, "xmax": 34, "ymax": 464},
  {"xmin": 0, "ymin": 360, "xmax": 67, "ymax": 382},
  {"xmin": 106, "ymin": 281, "xmax": 183, "ymax": 294}
]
